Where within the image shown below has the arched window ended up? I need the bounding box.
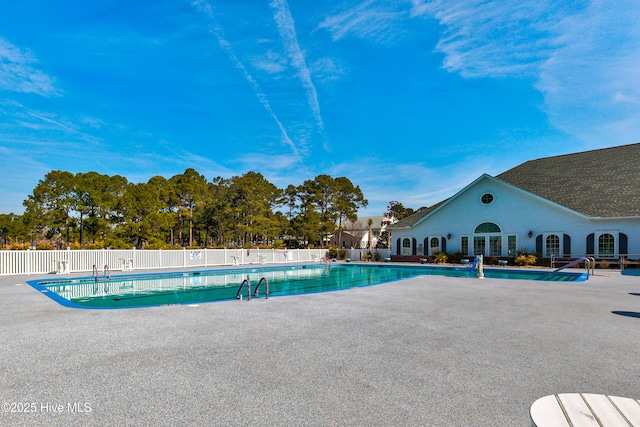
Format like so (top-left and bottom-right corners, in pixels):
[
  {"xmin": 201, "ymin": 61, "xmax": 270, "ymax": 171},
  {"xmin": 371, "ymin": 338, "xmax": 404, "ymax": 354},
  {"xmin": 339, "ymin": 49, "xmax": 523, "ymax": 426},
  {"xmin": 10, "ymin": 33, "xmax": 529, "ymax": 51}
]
[
  {"xmin": 430, "ymin": 237, "xmax": 440, "ymax": 254},
  {"xmin": 546, "ymin": 234, "xmax": 560, "ymax": 257},
  {"xmin": 402, "ymin": 238, "xmax": 411, "ymax": 255},
  {"xmin": 598, "ymin": 233, "xmax": 615, "ymax": 257},
  {"xmin": 474, "ymin": 222, "xmax": 501, "ymax": 233}
]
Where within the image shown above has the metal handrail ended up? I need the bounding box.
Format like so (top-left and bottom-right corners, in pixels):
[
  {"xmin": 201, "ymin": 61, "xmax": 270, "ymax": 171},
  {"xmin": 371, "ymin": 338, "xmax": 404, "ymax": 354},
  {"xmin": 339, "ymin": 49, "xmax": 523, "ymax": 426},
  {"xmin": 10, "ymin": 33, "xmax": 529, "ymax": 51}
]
[
  {"xmin": 253, "ymin": 277, "xmax": 269, "ymax": 299},
  {"xmin": 236, "ymin": 277, "xmax": 251, "ymax": 300},
  {"xmin": 554, "ymin": 257, "xmax": 594, "ymax": 276},
  {"xmin": 586, "ymin": 257, "xmax": 595, "ymax": 276}
]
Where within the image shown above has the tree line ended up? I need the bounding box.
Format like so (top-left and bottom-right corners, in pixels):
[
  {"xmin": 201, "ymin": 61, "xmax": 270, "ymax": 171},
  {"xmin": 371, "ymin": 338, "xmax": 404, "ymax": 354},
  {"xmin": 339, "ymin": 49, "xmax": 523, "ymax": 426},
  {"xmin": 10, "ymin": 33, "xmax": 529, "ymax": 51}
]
[{"xmin": 0, "ymin": 169, "xmax": 372, "ymax": 250}]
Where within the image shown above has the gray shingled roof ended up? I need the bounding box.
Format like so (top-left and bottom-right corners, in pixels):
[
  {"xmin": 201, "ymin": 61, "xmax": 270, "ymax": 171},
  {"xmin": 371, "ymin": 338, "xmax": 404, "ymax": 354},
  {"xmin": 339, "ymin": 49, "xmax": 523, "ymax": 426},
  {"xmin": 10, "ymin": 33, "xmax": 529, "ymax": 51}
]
[
  {"xmin": 497, "ymin": 143, "xmax": 640, "ymax": 218},
  {"xmin": 390, "ymin": 143, "xmax": 640, "ymax": 228},
  {"xmin": 389, "ymin": 200, "xmax": 447, "ymax": 228}
]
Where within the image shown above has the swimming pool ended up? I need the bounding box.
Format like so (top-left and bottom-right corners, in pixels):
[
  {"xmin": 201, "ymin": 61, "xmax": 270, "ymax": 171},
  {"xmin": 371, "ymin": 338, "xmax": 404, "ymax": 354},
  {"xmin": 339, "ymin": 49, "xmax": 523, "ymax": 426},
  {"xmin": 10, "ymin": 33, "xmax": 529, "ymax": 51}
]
[{"xmin": 27, "ymin": 263, "xmax": 587, "ymax": 309}]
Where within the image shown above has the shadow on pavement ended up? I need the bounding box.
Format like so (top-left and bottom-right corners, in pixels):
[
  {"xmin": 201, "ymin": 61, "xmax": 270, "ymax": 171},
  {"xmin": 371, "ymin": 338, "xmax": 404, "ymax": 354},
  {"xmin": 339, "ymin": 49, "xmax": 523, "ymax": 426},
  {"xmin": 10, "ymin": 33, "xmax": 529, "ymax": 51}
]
[{"xmin": 612, "ymin": 311, "xmax": 640, "ymax": 319}]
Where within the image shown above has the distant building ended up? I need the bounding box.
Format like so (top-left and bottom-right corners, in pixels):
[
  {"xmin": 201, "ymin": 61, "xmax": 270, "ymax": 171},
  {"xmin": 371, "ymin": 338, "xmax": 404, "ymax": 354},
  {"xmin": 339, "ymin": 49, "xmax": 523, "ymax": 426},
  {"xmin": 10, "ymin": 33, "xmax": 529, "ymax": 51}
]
[
  {"xmin": 388, "ymin": 143, "xmax": 640, "ymax": 259},
  {"xmin": 329, "ymin": 215, "xmax": 396, "ymax": 248}
]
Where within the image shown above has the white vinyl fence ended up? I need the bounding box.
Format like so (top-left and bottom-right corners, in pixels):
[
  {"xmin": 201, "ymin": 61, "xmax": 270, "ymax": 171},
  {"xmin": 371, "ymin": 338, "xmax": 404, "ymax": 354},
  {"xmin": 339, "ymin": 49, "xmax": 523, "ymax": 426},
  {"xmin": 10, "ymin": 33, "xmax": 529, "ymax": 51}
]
[
  {"xmin": 0, "ymin": 248, "xmax": 329, "ymax": 276},
  {"xmin": 344, "ymin": 248, "xmax": 391, "ymax": 262}
]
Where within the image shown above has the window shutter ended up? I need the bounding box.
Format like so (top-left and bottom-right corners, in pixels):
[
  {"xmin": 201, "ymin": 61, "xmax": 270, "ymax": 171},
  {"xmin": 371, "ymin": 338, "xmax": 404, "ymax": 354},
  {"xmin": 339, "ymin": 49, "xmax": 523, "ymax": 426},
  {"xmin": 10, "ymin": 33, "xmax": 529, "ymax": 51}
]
[
  {"xmin": 619, "ymin": 233, "xmax": 628, "ymax": 255},
  {"xmin": 441, "ymin": 237, "xmax": 447, "ymax": 253},
  {"xmin": 396, "ymin": 238, "xmax": 400, "ymax": 255},
  {"xmin": 535, "ymin": 235, "xmax": 543, "ymax": 254},
  {"xmin": 424, "ymin": 238, "xmax": 429, "ymax": 255},
  {"xmin": 412, "ymin": 238, "xmax": 417, "ymax": 256},
  {"xmin": 586, "ymin": 233, "xmax": 594, "ymax": 256},
  {"xmin": 563, "ymin": 234, "xmax": 571, "ymax": 257}
]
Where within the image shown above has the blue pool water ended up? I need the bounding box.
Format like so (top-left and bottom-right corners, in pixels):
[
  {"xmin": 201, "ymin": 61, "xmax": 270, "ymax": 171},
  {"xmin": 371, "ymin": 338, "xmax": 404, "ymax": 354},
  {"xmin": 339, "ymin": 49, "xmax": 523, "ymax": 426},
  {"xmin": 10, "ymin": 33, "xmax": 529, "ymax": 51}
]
[{"xmin": 28, "ymin": 263, "xmax": 587, "ymax": 309}]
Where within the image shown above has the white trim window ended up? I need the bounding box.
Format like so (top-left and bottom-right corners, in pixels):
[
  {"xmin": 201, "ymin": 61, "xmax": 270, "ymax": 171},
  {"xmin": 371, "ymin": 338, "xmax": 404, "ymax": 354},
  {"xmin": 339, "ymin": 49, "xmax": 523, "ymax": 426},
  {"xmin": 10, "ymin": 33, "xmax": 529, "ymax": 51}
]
[
  {"xmin": 402, "ymin": 238, "xmax": 411, "ymax": 255},
  {"xmin": 461, "ymin": 236, "xmax": 469, "ymax": 256},
  {"xmin": 507, "ymin": 235, "xmax": 517, "ymax": 257},
  {"xmin": 473, "ymin": 236, "xmax": 486, "ymax": 256},
  {"xmin": 545, "ymin": 234, "xmax": 560, "ymax": 257},
  {"xmin": 598, "ymin": 233, "xmax": 615, "ymax": 258},
  {"xmin": 430, "ymin": 237, "xmax": 440, "ymax": 254},
  {"xmin": 489, "ymin": 236, "xmax": 502, "ymax": 256}
]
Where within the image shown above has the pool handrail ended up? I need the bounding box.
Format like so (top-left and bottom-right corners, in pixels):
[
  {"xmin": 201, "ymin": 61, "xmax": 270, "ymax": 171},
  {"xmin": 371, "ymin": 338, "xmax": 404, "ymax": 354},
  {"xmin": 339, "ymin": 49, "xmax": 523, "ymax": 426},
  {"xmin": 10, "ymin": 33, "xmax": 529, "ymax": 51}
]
[
  {"xmin": 553, "ymin": 257, "xmax": 595, "ymax": 276},
  {"xmin": 93, "ymin": 264, "xmax": 99, "ymax": 282},
  {"xmin": 253, "ymin": 277, "xmax": 269, "ymax": 299},
  {"xmin": 104, "ymin": 264, "xmax": 110, "ymax": 281},
  {"xmin": 236, "ymin": 277, "xmax": 251, "ymax": 300}
]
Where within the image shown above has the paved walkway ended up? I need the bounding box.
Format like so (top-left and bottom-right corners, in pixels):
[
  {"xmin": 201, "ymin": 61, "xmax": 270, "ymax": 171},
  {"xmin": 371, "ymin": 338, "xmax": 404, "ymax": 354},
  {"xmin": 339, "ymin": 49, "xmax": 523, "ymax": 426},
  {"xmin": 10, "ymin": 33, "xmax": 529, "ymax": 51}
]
[{"xmin": 1, "ymin": 267, "xmax": 639, "ymax": 426}]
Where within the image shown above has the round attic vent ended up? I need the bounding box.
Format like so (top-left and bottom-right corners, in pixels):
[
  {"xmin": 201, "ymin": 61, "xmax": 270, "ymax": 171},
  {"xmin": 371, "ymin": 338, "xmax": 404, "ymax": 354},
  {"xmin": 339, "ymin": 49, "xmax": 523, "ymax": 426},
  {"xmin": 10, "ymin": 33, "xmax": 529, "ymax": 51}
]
[{"xmin": 481, "ymin": 193, "xmax": 494, "ymax": 204}]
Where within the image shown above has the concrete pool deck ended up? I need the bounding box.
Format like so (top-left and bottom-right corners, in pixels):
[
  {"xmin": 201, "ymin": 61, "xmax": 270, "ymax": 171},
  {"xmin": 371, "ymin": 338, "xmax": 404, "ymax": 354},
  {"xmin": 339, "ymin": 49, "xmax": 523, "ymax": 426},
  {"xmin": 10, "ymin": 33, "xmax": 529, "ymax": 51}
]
[{"xmin": 1, "ymin": 266, "xmax": 639, "ymax": 426}]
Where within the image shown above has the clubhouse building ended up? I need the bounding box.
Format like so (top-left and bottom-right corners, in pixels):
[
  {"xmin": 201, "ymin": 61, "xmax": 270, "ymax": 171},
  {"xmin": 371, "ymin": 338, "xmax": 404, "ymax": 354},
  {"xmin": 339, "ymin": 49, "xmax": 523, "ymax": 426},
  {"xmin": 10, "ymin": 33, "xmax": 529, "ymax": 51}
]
[{"xmin": 388, "ymin": 143, "xmax": 640, "ymax": 261}]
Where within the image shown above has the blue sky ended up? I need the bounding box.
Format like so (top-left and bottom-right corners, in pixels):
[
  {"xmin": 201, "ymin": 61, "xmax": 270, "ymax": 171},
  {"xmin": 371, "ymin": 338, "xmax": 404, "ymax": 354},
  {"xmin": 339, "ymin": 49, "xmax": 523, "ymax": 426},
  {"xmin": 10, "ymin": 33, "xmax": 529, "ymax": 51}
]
[{"xmin": 1, "ymin": 0, "xmax": 639, "ymax": 216}]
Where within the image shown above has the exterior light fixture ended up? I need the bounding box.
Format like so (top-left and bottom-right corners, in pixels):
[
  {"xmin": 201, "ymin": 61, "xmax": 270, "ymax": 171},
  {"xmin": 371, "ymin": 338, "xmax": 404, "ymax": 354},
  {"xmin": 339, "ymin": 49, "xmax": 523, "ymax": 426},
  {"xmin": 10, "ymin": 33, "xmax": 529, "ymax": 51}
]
[
  {"xmin": 528, "ymin": 230, "xmax": 533, "ymax": 238},
  {"xmin": 447, "ymin": 233, "xmax": 451, "ymax": 240}
]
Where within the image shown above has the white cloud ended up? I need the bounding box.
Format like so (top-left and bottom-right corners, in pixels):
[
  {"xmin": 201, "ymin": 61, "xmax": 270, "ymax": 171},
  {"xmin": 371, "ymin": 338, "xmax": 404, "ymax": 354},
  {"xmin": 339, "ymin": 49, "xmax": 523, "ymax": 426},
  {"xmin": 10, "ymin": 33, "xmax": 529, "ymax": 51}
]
[
  {"xmin": 0, "ymin": 146, "xmax": 52, "ymax": 214},
  {"xmin": 191, "ymin": 0, "xmax": 306, "ymax": 164},
  {"xmin": 536, "ymin": 0, "xmax": 640, "ymax": 145},
  {"xmin": 316, "ymin": 0, "xmax": 408, "ymax": 43},
  {"xmin": 270, "ymin": 0, "xmax": 325, "ymax": 133},
  {"xmin": 411, "ymin": 0, "xmax": 562, "ymax": 78},
  {"xmin": 236, "ymin": 152, "xmax": 303, "ymax": 173},
  {"xmin": 0, "ymin": 101, "xmax": 104, "ymax": 152},
  {"xmin": 251, "ymin": 50, "xmax": 288, "ymax": 74},
  {"xmin": 0, "ymin": 37, "xmax": 62, "ymax": 97},
  {"xmin": 310, "ymin": 57, "xmax": 346, "ymax": 82},
  {"xmin": 412, "ymin": 0, "xmax": 640, "ymax": 146}
]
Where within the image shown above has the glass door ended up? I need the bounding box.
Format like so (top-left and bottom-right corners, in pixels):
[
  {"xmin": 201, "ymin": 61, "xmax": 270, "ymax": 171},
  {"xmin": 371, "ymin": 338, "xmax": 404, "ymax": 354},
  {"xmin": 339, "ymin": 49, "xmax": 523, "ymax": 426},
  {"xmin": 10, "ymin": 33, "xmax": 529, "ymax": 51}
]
[
  {"xmin": 474, "ymin": 235, "xmax": 502, "ymax": 256},
  {"xmin": 473, "ymin": 236, "xmax": 486, "ymax": 255}
]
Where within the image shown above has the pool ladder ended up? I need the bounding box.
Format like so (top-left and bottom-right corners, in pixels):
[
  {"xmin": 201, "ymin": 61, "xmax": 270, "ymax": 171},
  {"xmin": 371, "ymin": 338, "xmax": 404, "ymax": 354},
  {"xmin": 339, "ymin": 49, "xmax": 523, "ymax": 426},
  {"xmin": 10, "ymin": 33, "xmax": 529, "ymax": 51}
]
[
  {"xmin": 92, "ymin": 264, "xmax": 111, "ymax": 294},
  {"xmin": 553, "ymin": 256, "xmax": 595, "ymax": 276},
  {"xmin": 236, "ymin": 277, "xmax": 269, "ymax": 300},
  {"xmin": 93, "ymin": 264, "xmax": 111, "ymax": 282}
]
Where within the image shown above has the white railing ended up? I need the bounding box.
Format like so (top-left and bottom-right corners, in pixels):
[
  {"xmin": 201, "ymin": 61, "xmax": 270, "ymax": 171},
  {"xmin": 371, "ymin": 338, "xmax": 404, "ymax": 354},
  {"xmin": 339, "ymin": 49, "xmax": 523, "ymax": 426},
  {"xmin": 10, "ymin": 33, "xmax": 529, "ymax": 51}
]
[
  {"xmin": 550, "ymin": 254, "xmax": 640, "ymax": 271},
  {"xmin": 0, "ymin": 248, "xmax": 328, "ymax": 276}
]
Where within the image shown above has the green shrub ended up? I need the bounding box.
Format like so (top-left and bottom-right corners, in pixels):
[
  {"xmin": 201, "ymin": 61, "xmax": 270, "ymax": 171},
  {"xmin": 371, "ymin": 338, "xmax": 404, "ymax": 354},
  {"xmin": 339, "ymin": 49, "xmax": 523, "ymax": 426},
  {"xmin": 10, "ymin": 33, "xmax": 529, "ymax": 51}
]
[
  {"xmin": 514, "ymin": 254, "xmax": 537, "ymax": 266},
  {"xmin": 326, "ymin": 247, "xmax": 337, "ymax": 259},
  {"xmin": 433, "ymin": 251, "xmax": 448, "ymax": 264},
  {"xmin": 447, "ymin": 251, "xmax": 464, "ymax": 263}
]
